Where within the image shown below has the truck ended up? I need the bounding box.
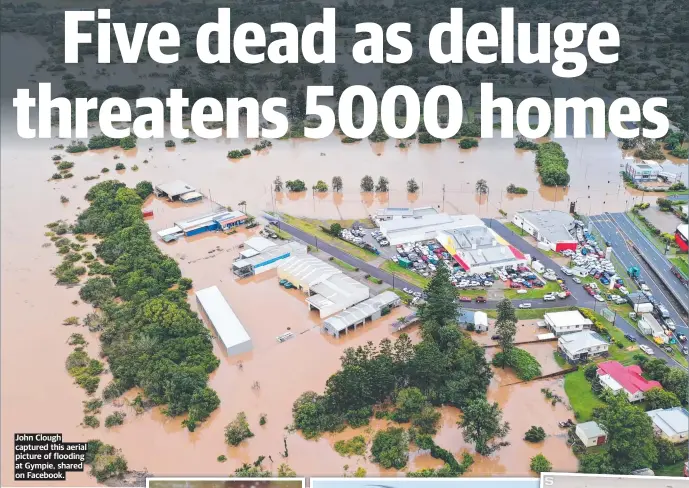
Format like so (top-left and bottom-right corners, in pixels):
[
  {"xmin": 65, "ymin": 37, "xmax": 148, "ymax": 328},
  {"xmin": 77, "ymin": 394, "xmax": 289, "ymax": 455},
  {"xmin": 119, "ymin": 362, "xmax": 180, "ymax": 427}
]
[
  {"xmin": 627, "ymin": 266, "xmax": 640, "ymax": 279},
  {"xmin": 532, "ymin": 261, "xmax": 545, "ymax": 274},
  {"xmin": 633, "ymin": 302, "xmax": 654, "ymax": 314}
]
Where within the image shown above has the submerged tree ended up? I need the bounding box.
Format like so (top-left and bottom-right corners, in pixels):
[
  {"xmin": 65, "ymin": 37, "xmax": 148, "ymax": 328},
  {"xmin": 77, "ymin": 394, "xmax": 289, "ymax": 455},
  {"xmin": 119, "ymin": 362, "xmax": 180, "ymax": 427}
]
[
  {"xmin": 495, "ymin": 298, "xmax": 517, "ymax": 366},
  {"xmin": 407, "ymin": 178, "xmax": 419, "ymax": 194},
  {"xmin": 332, "ymin": 176, "xmax": 343, "ymax": 192},
  {"xmin": 375, "ymin": 176, "xmax": 389, "ymax": 192},
  {"xmin": 360, "ymin": 175, "xmax": 374, "ymax": 192},
  {"xmin": 273, "ymin": 176, "xmax": 283, "ymax": 192},
  {"xmin": 459, "ymin": 398, "xmax": 510, "ymax": 456},
  {"xmin": 475, "ymin": 179, "xmax": 489, "ymax": 195}
]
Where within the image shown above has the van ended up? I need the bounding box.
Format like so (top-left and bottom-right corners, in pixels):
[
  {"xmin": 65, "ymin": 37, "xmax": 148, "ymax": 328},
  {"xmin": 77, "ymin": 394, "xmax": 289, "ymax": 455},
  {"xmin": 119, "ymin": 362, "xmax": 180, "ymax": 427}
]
[{"xmin": 543, "ymin": 294, "xmax": 556, "ymax": 301}]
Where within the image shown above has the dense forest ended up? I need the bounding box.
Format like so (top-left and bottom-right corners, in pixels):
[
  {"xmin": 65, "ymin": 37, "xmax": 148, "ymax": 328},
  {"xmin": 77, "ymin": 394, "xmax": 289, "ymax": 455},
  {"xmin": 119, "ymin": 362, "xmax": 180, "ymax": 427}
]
[{"xmin": 74, "ymin": 180, "xmax": 220, "ymax": 431}]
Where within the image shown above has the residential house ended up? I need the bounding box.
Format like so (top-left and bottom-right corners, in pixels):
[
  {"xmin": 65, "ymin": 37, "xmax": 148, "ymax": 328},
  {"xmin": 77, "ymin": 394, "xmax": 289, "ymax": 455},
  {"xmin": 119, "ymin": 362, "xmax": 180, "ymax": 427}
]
[
  {"xmin": 647, "ymin": 407, "xmax": 689, "ymax": 444},
  {"xmin": 543, "ymin": 310, "xmax": 593, "ymax": 337},
  {"xmin": 558, "ymin": 331, "xmax": 610, "ymax": 363},
  {"xmin": 596, "ymin": 361, "xmax": 662, "ymax": 402}
]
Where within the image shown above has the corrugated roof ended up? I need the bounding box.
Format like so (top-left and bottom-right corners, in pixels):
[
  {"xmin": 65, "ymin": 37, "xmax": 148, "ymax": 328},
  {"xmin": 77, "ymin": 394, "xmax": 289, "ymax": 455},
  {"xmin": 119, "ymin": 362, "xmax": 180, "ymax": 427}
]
[
  {"xmin": 323, "ymin": 291, "xmax": 400, "ymax": 332},
  {"xmin": 196, "ymin": 286, "xmax": 251, "ymax": 352},
  {"xmin": 155, "ymin": 180, "xmax": 195, "ymax": 197},
  {"xmin": 545, "ymin": 310, "xmax": 593, "ymax": 329},
  {"xmin": 558, "ymin": 330, "xmax": 609, "ymax": 355},
  {"xmin": 577, "ymin": 421, "xmax": 606, "ymax": 438},
  {"xmin": 516, "ymin": 210, "xmax": 576, "ymax": 244},
  {"xmin": 647, "ymin": 408, "xmax": 689, "ymax": 437},
  {"xmin": 597, "ymin": 361, "xmax": 662, "ymax": 394},
  {"xmin": 244, "ymin": 236, "xmax": 277, "ymax": 253}
]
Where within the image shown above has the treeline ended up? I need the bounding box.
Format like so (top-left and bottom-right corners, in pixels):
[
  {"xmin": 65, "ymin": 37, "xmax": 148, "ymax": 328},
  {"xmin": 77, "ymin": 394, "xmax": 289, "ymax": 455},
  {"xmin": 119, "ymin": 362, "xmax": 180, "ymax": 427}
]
[
  {"xmin": 73, "ymin": 180, "xmax": 220, "ymax": 431},
  {"xmin": 292, "ymin": 266, "xmax": 494, "ymax": 472}
]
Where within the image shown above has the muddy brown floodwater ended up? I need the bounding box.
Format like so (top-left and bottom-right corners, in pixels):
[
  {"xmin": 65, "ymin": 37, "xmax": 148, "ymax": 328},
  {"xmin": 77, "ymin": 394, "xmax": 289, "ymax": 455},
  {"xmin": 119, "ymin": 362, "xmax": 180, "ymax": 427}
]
[{"xmin": 0, "ymin": 31, "xmax": 679, "ymax": 487}]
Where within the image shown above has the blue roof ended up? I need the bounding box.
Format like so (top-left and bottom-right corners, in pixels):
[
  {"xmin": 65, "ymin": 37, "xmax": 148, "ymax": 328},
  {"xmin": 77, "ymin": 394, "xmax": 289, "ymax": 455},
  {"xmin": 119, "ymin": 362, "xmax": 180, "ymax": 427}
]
[{"xmin": 458, "ymin": 309, "xmax": 475, "ymax": 323}]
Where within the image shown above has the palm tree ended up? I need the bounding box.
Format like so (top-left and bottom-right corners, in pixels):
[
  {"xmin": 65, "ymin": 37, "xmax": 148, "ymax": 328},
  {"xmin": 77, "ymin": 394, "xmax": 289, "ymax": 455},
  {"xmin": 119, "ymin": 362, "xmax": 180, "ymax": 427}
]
[
  {"xmin": 475, "ymin": 179, "xmax": 489, "ymax": 195},
  {"xmin": 332, "ymin": 176, "xmax": 343, "ymax": 192}
]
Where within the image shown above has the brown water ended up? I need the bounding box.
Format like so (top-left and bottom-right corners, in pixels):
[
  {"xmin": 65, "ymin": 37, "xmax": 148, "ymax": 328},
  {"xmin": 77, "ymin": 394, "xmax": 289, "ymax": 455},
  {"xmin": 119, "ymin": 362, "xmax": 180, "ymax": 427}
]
[{"xmin": 0, "ymin": 31, "xmax": 670, "ymax": 485}]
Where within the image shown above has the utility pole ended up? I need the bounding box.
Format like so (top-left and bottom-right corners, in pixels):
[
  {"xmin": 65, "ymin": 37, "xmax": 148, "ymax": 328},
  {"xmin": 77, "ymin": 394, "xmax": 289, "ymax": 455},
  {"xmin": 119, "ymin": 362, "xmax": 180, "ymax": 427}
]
[{"xmin": 442, "ymin": 184, "xmax": 446, "ymax": 212}]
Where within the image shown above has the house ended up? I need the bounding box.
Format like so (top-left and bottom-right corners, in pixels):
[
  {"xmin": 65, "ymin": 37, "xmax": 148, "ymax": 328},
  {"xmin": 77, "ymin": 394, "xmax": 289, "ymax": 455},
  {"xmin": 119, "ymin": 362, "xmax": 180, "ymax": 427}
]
[
  {"xmin": 457, "ymin": 310, "xmax": 489, "ymax": 332},
  {"xmin": 596, "ymin": 361, "xmax": 662, "ymax": 402},
  {"xmin": 558, "ymin": 331, "xmax": 610, "ymax": 363},
  {"xmin": 647, "ymin": 407, "xmax": 689, "ymax": 444},
  {"xmin": 543, "ymin": 310, "xmax": 593, "ymax": 337},
  {"xmin": 512, "ymin": 210, "xmax": 577, "ymax": 252},
  {"xmin": 575, "ymin": 421, "xmax": 607, "ymax": 448}
]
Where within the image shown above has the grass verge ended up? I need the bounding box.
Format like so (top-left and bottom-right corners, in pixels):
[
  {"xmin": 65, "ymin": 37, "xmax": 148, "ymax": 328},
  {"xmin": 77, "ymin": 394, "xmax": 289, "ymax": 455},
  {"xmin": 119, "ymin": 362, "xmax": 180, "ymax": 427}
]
[
  {"xmin": 484, "ymin": 306, "xmax": 576, "ymax": 320},
  {"xmin": 504, "ymin": 280, "xmax": 562, "ymax": 299},
  {"xmin": 670, "ymin": 256, "xmax": 689, "ymax": 277},
  {"xmin": 331, "ymin": 257, "xmax": 357, "ymax": 272},
  {"xmin": 381, "ymin": 261, "xmax": 430, "ymax": 289},
  {"xmin": 281, "ymin": 214, "xmax": 377, "ymax": 262}
]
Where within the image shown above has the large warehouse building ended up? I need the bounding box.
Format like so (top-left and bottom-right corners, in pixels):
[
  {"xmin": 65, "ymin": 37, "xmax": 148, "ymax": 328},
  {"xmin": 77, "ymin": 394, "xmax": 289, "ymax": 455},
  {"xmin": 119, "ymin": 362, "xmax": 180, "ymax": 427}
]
[
  {"xmin": 277, "ymin": 256, "xmax": 370, "ymax": 318},
  {"xmin": 195, "ymin": 286, "xmax": 252, "ymax": 356},
  {"xmin": 157, "ymin": 209, "xmax": 248, "ymax": 241},
  {"xmin": 512, "ymin": 210, "xmax": 577, "ymax": 252},
  {"xmin": 378, "ymin": 213, "xmax": 526, "ymax": 273},
  {"xmin": 232, "ymin": 238, "xmax": 307, "ymax": 277},
  {"xmin": 322, "ymin": 291, "xmax": 401, "ymax": 337}
]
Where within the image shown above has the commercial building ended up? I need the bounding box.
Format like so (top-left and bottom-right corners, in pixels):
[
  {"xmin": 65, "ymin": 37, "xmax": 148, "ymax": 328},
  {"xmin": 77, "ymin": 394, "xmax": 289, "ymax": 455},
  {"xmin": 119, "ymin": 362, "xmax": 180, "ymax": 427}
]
[
  {"xmin": 379, "ymin": 213, "xmax": 462, "ymax": 245},
  {"xmin": 624, "ymin": 159, "xmax": 662, "ymax": 183},
  {"xmin": 322, "ymin": 291, "xmax": 401, "ymax": 338},
  {"xmin": 457, "ymin": 310, "xmax": 489, "ymax": 332},
  {"xmin": 575, "ymin": 421, "xmax": 607, "ymax": 448},
  {"xmin": 557, "ymin": 330, "xmax": 609, "ymax": 363},
  {"xmin": 232, "ymin": 238, "xmax": 308, "ymax": 277},
  {"xmin": 596, "ymin": 361, "xmax": 662, "ymax": 403},
  {"xmin": 512, "ymin": 210, "xmax": 577, "ymax": 252},
  {"xmin": 174, "ymin": 210, "xmax": 248, "ymax": 237},
  {"xmin": 647, "ymin": 407, "xmax": 689, "ymax": 444},
  {"xmin": 195, "ymin": 286, "xmax": 252, "ymax": 356},
  {"xmin": 277, "ymin": 256, "xmax": 370, "ymax": 318},
  {"xmin": 374, "ymin": 206, "xmax": 438, "ymax": 221},
  {"xmin": 154, "ymin": 180, "xmax": 197, "ymax": 201},
  {"xmin": 675, "ymin": 224, "xmax": 688, "ymax": 252},
  {"xmin": 543, "ymin": 310, "xmax": 593, "ymax": 337}
]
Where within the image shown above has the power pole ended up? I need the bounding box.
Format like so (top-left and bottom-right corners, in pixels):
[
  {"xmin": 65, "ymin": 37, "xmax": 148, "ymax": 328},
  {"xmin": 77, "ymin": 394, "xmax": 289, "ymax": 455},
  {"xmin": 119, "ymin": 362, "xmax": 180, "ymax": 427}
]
[{"xmin": 442, "ymin": 184, "xmax": 446, "ymax": 212}]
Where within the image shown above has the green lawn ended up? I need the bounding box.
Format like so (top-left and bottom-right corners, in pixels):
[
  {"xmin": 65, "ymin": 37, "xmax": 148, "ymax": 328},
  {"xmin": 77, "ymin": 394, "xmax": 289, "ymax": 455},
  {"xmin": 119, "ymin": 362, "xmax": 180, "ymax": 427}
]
[
  {"xmin": 381, "ymin": 261, "xmax": 430, "ymax": 289},
  {"xmin": 367, "ymin": 275, "xmax": 383, "ymax": 285},
  {"xmin": 670, "ymin": 256, "xmax": 689, "ymax": 277},
  {"xmin": 504, "ymin": 280, "xmax": 562, "ymax": 299},
  {"xmin": 485, "ymin": 306, "xmax": 576, "ymax": 320},
  {"xmin": 553, "ymin": 351, "xmax": 567, "ymax": 368},
  {"xmin": 655, "ymin": 460, "xmax": 687, "ymax": 477},
  {"xmin": 281, "ymin": 214, "xmax": 378, "ymax": 262},
  {"xmin": 331, "ymin": 257, "xmax": 357, "ymax": 272},
  {"xmin": 564, "ymin": 368, "xmax": 604, "ymax": 422}
]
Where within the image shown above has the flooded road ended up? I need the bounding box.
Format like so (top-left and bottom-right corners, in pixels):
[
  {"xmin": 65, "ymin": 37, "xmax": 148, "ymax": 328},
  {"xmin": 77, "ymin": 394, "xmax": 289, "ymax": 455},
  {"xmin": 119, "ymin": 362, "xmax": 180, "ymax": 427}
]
[{"xmin": 0, "ymin": 31, "xmax": 668, "ymax": 486}]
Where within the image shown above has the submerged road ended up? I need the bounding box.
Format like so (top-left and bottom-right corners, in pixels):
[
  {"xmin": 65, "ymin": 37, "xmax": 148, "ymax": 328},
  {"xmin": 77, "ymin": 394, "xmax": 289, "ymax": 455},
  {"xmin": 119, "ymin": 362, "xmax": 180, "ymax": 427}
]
[{"xmin": 265, "ymin": 214, "xmax": 683, "ymax": 367}]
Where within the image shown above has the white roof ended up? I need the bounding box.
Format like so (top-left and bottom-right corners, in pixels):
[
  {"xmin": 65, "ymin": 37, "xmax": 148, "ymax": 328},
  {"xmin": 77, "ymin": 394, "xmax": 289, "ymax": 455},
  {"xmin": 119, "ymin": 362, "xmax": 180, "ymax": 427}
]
[
  {"xmin": 380, "ymin": 213, "xmax": 457, "ymax": 233},
  {"xmin": 577, "ymin": 421, "xmax": 606, "ymax": 438},
  {"xmin": 239, "ymin": 248, "xmax": 260, "ymax": 259},
  {"xmin": 678, "ymin": 224, "xmax": 688, "ymax": 240},
  {"xmin": 278, "ymin": 256, "xmax": 341, "ymax": 288},
  {"xmin": 157, "ymin": 226, "xmax": 183, "ymax": 238},
  {"xmin": 474, "ymin": 311, "xmax": 488, "ymax": 327},
  {"xmin": 180, "ymin": 191, "xmax": 203, "ymax": 202},
  {"xmin": 233, "ymin": 241, "xmax": 306, "ymax": 269},
  {"xmin": 545, "ymin": 310, "xmax": 593, "ymax": 329},
  {"xmin": 640, "ymin": 313, "xmax": 664, "ymax": 334},
  {"xmin": 323, "ymin": 291, "xmax": 400, "ymax": 332},
  {"xmin": 558, "ymin": 330, "xmax": 609, "ymax": 354},
  {"xmin": 155, "ymin": 180, "xmax": 195, "ymax": 197},
  {"xmin": 515, "ymin": 210, "xmax": 576, "ymax": 243},
  {"xmin": 537, "ymin": 333, "xmax": 556, "ymax": 340},
  {"xmin": 195, "ymin": 286, "xmax": 250, "ymax": 352},
  {"xmin": 307, "ymin": 273, "xmax": 369, "ymax": 310},
  {"xmin": 245, "ymin": 236, "xmax": 276, "ymax": 253},
  {"xmin": 647, "ymin": 408, "xmax": 689, "ymax": 437}
]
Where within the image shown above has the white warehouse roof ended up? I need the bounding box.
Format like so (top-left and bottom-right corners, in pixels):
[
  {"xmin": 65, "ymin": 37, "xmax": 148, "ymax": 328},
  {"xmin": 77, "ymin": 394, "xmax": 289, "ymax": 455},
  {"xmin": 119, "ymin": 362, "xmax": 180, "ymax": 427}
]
[
  {"xmin": 278, "ymin": 256, "xmax": 341, "ymax": 288},
  {"xmin": 545, "ymin": 310, "xmax": 593, "ymax": 328},
  {"xmin": 195, "ymin": 286, "xmax": 251, "ymax": 355},
  {"xmin": 323, "ymin": 291, "xmax": 400, "ymax": 333},
  {"xmin": 558, "ymin": 330, "xmax": 609, "ymax": 355},
  {"xmin": 244, "ymin": 236, "xmax": 276, "ymax": 253},
  {"xmin": 155, "ymin": 180, "xmax": 196, "ymax": 198},
  {"xmin": 647, "ymin": 408, "xmax": 689, "ymax": 438}
]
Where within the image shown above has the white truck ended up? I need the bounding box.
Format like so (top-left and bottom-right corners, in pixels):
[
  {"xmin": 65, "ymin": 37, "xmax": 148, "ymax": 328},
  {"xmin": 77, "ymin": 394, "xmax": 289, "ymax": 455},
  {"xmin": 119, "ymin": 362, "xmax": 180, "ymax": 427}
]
[{"xmin": 532, "ymin": 261, "xmax": 545, "ymax": 274}]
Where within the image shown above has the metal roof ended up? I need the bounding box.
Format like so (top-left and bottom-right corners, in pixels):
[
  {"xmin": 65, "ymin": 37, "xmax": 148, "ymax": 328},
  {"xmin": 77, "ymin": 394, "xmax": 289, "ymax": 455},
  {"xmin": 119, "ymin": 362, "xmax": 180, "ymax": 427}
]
[
  {"xmin": 244, "ymin": 236, "xmax": 277, "ymax": 253},
  {"xmin": 180, "ymin": 191, "xmax": 203, "ymax": 202},
  {"xmin": 278, "ymin": 256, "xmax": 341, "ymax": 288},
  {"xmin": 577, "ymin": 421, "xmax": 606, "ymax": 438},
  {"xmin": 323, "ymin": 291, "xmax": 400, "ymax": 332},
  {"xmin": 155, "ymin": 180, "xmax": 196, "ymax": 197},
  {"xmin": 175, "ymin": 210, "xmax": 243, "ymax": 232},
  {"xmin": 545, "ymin": 310, "xmax": 593, "ymax": 329},
  {"xmin": 233, "ymin": 242, "xmax": 306, "ymax": 269},
  {"xmin": 195, "ymin": 286, "xmax": 251, "ymax": 352},
  {"xmin": 647, "ymin": 408, "xmax": 689, "ymax": 437},
  {"xmin": 308, "ymin": 273, "xmax": 369, "ymax": 309},
  {"xmin": 515, "ymin": 210, "xmax": 576, "ymax": 244},
  {"xmin": 558, "ymin": 330, "xmax": 609, "ymax": 355}
]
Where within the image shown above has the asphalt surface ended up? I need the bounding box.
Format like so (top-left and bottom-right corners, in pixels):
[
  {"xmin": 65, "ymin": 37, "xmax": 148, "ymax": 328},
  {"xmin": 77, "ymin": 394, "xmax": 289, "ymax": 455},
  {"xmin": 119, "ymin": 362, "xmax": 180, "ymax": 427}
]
[
  {"xmin": 605, "ymin": 212, "xmax": 689, "ymax": 315},
  {"xmin": 264, "ymin": 214, "xmax": 684, "ymax": 367}
]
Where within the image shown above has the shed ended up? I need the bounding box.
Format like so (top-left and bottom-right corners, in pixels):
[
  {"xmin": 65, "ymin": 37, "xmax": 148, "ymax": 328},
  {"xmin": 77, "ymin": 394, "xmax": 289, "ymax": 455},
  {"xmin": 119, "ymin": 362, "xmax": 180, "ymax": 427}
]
[
  {"xmin": 322, "ymin": 291, "xmax": 401, "ymax": 337},
  {"xmin": 157, "ymin": 226, "xmax": 184, "ymax": 242},
  {"xmin": 575, "ymin": 421, "xmax": 607, "ymax": 448},
  {"xmin": 457, "ymin": 310, "xmax": 488, "ymax": 332},
  {"xmin": 154, "ymin": 180, "xmax": 196, "ymax": 201},
  {"xmin": 179, "ymin": 191, "xmax": 203, "ymax": 203},
  {"xmin": 195, "ymin": 286, "xmax": 252, "ymax": 356}
]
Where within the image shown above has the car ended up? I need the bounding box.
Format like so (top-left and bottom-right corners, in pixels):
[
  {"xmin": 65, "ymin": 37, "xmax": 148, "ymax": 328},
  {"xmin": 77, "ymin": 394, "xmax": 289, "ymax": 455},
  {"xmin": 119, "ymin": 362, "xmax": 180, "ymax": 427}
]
[
  {"xmin": 572, "ymin": 277, "xmax": 582, "ymax": 284},
  {"xmin": 594, "ymin": 294, "xmax": 605, "ymax": 302},
  {"xmin": 624, "ymin": 333, "xmax": 637, "ymax": 342},
  {"xmin": 663, "ymin": 345, "xmax": 674, "ymax": 353},
  {"xmin": 475, "ymin": 296, "xmax": 487, "ymax": 303},
  {"xmin": 516, "ymin": 289, "xmax": 528, "ymax": 294},
  {"xmin": 664, "ymin": 319, "xmax": 676, "ymax": 331},
  {"xmin": 678, "ymin": 334, "xmax": 687, "ymax": 343},
  {"xmin": 459, "ymin": 296, "xmax": 472, "ymax": 302},
  {"xmin": 491, "ymin": 334, "xmax": 501, "ymax": 341},
  {"xmin": 519, "ymin": 303, "xmax": 532, "ymax": 309},
  {"xmin": 639, "ymin": 344, "xmax": 654, "ymax": 355},
  {"xmin": 402, "ymin": 287, "xmax": 413, "ymax": 294},
  {"xmin": 543, "ymin": 294, "xmax": 556, "ymax": 302},
  {"xmin": 683, "ymin": 347, "xmax": 689, "ymax": 356}
]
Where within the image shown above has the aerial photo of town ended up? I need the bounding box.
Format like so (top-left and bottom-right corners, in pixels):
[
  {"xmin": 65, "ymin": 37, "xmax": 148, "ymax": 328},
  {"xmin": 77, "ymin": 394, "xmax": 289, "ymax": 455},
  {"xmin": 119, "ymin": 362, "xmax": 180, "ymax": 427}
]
[{"xmin": 0, "ymin": 0, "xmax": 688, "ymax": 486}]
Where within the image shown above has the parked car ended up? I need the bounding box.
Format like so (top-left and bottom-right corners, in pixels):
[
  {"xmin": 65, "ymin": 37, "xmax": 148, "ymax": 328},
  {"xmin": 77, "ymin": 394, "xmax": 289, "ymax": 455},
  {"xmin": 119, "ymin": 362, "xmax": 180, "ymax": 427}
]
[
  {"xmin": 624, "ymin": 334, "xmax": 637, "ymax": 342},
  {"xmin": 543, "ymin": 294, "xmax": 556, "ymax": 302},
  {"xmin": 491, "ymin": 334, "xmax": 501, "ymax": 341},
  {"xmin": 639, "ymin": 344, "xmax": 654, "ymax": 355},
  {"xmin": 519, "ymin": 303, "xmax": 532, "ymax": 309},
  {"xmin": 594, "ymin": 294, "xmax": 605, "ymax": 302},
  {"xmin": 516, "ymin": 289, "xmax": 528, "ymax": 294},
  {"xmin": 459, "ymin": 296, "xmax": 472, "ymax": 302},
  {"xmin": 572, "ymin": 277, "xmax": 582, "ymax": 284},
  {"xmin": 475, "ymin": 296, "xmax": 487, "ymax": 303}
]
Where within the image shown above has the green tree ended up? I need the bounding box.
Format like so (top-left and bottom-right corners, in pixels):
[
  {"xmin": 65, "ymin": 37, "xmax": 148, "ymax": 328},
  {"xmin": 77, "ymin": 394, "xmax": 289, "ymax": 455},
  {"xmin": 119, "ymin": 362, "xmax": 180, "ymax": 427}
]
[
  {"xmin": 394, "ymin": 387, "xmax": 427, "ymax": 421},
  {"xmin": 644, "ymin": 387, "xmax": 681, "ymax": 410},
  {"xmin": 662, "ymin": 368, "xmax": 688, "ymax": 405},
  {"xmin": 594, "ymin": 393, "xmax": 657, "ymax": 473},
  {"xmin": 459, "ymin": 398, "xmax": 510, "ymax": 455},
  {"xmin": 530, "ymin": 454, "xmax": 552, "ymax": 474},
  {"xmin": 475, "ymin": 179, "xmax": 489, "ymax": 195},
  {"xmin": 371, "ymin": 427, "xmax": 409, "ymax": 469},
  {"xmin": 330, "ymin": 223, "xmax": 343, "ymax": 236},
  {"xmin": 313, "ymin": 180, "xmax": 328, "ymax": 192},
  {"xmin": 224, "ymin": 412, "xmax": 254, "ymax": 446},
  {"xmin": 407, "ymin": 178, "xmax": 419, "ymax": 193},
  {"xmin": 418, "ymin": 265, "xmax": 458, "ymax": 332},
  {"xmin": 654, "ymin": 437, "xmax": 683, "ymax": 467},
  {"xmin": 332, "ymin": 176, "xmax": 343, "ymax": 192},
  {"xmin": 524, "ymin": 426, "xmax": 546, "ymax": 442},
  {"xmin": 360, "ymin": 175, "xmax": 374, "ymax": 192},
  {"xmin": 375, "ymin": 176, "xmax": 389, "ymax": 192},
  {"xmin": 277, "ymin": 463, "xmax": 297, "ymax": 477},
  {"xmin": 412, "ymin": 406, "xmax": 441, "ymax": 435},
  {"xmin": 495, "ymin": 299, "xmax": 517, "ymax": 365},
  {"xmin": 579, "ymin": 451, "xmax": 615, "ymax": 474}
]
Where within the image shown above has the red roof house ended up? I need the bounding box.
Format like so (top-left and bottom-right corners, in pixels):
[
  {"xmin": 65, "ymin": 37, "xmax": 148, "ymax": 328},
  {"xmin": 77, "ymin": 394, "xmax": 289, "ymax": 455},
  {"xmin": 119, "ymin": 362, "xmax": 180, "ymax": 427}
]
[{"xmin": 596, "ymin": 361, "xmax": 662, "ymax": 402}]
